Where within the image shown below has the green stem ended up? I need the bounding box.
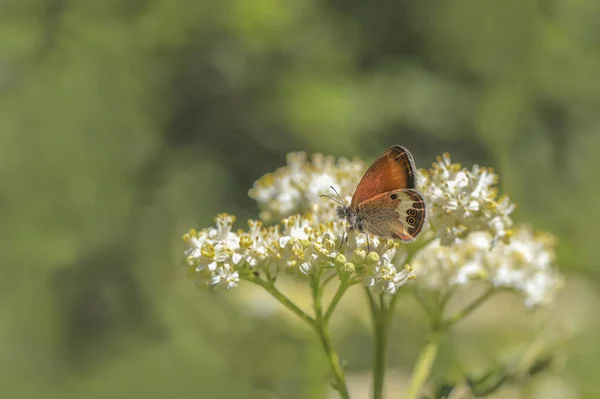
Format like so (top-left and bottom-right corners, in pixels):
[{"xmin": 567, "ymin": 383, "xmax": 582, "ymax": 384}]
[
  {"xmin": 314, "ymin": 319, "xmax": 350, "ymax": 399},
  {"xmin": 413, "ymin": 290, "xmax": 435, "ymax": 319},
  {"xmin": 443, "ymin": 287, "xmax": 494, "ymax": 328},
  {"xmin": 248, "ymin": 277, "xmax": 314, "ymax": 325},
  {"xmin": 365, "ymin": 289, "xmax": 393, "ymax": 399},
  {"xmin": 372, "ymin": 309, "xmax": 389, "ymax": 399},
  {"xmin": 406, "ymin": 288, "xmax": 447, "ymax": 399},
  {"xmin": 405, "ymin": 331, "xmax": 442, "ymax": 399},
  {"xmin": 248, "ymin": 275, "xmax": 351, "ymax": 397},
  {"xmin": 388, "ymin": 291, "xmax": 401, "ymax": 314},
  {"xmin": 322, "ymin": 270, "xmax": 339, "ymax": 287},
  {"xmin": 438, "ymin": 288, "xmax": 454, "ymax": 310},
  {"xmin": 312, "ymin": 276, "xmax": 350, "ymax": 399},
  {"xmin": 405, "ymin": 287, "xmax": 496, "ymax": 399},
  {"xmin": 365, "ymin": 287, "xmax": 379, "ymax": 316},
  {"xmin": 324, "ymin": 281, "xmax": 349, "ymax": 322}
]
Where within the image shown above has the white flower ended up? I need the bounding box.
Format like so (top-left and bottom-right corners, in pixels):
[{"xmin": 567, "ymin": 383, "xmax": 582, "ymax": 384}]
[
  {"xmin": 364, "ymin": 260, "xmax": 415, "ymax": 295},
  {"xmin": 210, "ymin": 213, "xmax": 239, "ymax": 243},
  {"xmin": 184, "ymin": 213, "xmax": 414, "ymax": 292},
  {"xmin": 411, "ymin": 226, "xmax": 563, "ymax": 307},
  {"xmin": 232, "ymin": 220, "xmax": 270, "ymax": 267},
  {"xmin": 417, "ymin": 153, "xmax": 515, "ymax": 245},
  {"xmin": 184, "ymin": 214, "xmax": 251, "ymax": 290},
  {"xmin": 248, "ymin": 151, "xmax": 365, "ymax": 223},
  {"xmin": 324, "ymin": 230, "xmax": 415, "ymax": 294},
  {"xmin": 211, "ymin": 265, "xmax": 240, "ymax": 290}
]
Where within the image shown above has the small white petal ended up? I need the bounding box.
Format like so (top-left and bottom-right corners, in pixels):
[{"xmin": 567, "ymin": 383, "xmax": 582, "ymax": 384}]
[
  {"xmin": 207, "ymin": 262, "xmax": 218, "ymax": 272},
  {"xmin": 279, "ymin": 236, "xmax": 291, "ymax": 248},
  {"xmin": 232, "ymin": 253, "xmax": 243, "ymax": 265},
  {"xmin": 299, "ymin": 262, "xmax": 312, "ymax": 274}
]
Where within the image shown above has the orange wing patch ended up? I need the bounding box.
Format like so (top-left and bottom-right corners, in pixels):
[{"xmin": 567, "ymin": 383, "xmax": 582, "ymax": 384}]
[{"xmin": 350, "ymin": 146, "xmax": 417, "ymax": 208}]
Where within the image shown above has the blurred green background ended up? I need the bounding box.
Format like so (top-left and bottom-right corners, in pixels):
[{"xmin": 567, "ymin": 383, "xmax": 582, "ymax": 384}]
[{"xmin": 2, "ymin": 1, "xmax": 600, "ymax": 398}]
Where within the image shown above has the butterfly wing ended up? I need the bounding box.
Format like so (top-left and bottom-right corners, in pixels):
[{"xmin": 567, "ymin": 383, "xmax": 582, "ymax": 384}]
[
  {"xmin": 359, "ymin": 189, "xmax": 426, "ymax": 242},
  {"xmin": 350, "ymin": 146, "xmax": 417, "ymax": 208}
]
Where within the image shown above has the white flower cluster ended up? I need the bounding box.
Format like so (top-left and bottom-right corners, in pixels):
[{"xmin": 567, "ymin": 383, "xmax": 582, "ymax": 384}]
[
  {"xmin": 248, "ymin": 151, "xmax": 515, "ymax": 246},
  {"xmin": 184, "ymin": 214, "xmax": 415, "ymax": 294},
  {"xmin": 183, "ymin": 150, "xmax": 562, "ymax": 307},
  {"xmin": 417, "ymin": 153, "xmax": 515, "ymax": 246},
  {"xmin": 248, "ymin": 151, "xmax": 365, "ymax": 223},
  {"xmin": 411, "ymin": 226, "xmax": 563, "ymax": 307}
]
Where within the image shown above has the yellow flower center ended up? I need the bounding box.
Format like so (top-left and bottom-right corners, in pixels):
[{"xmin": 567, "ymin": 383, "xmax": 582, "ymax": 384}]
[
  {"xmin": 239, "ymin": 235, "xmax": 253, "ymax": 249},
  {"xmin": 200, "ymin": 242, "xmax": 215, "ymax": 258}
]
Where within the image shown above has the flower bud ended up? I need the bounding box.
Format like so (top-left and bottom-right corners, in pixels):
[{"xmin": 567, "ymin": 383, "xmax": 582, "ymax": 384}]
[
  {"xmin": 365, "ymin": 252, "xmax": 380, "ymax": 266},
  {"xmin": 334, "ymin": 254, "xmax": 347, "ymax": 269},
  {"xmin": 352, "ymin": 249, "xmax": 367, "ymax": 264},
  {"xmin": 342, "ymin": 262, "xmax": 355, "ymax": 274}
]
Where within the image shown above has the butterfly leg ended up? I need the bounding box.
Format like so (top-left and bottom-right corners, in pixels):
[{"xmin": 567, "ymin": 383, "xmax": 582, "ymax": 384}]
[{"xmin": 365, "ymin": 233, "xmax": 371, "ymax": 253}]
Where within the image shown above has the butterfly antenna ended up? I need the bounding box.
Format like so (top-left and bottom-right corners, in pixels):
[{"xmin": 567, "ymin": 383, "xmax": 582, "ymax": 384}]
[
  {"xmin": 320, "ymin": 194, "xmax": 344, "ymax": 206},
  {"xmin": 329, "ymin": 186, "xmax": 346, "ymax": 206}
]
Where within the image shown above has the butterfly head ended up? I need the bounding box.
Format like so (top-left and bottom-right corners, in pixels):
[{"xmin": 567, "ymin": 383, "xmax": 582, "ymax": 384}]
[
  {"xmin": 336, "ymin": 205, "xmax": 349, "ymax": 220},
  {"xmin": 321, "ymin": 186, "xmax": 363, "ymax": 231},
  {"xmin": 336, "ymin": 204, "xmax": 362, "ymax": 231}
]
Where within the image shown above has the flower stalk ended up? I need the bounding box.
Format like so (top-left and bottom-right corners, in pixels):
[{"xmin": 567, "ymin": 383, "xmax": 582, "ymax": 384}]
[
  {"xmin": 314, "ymin": 317, "xmax": 350, "ymax": 398},
  {"xmin": 247, "ymin": 276, "xmax": 314, "ymax": 325},
  {"xmin": 371, "ymin": 294, "xmax": 391, "ymax": 399},
  {"xmin": 249, "ymin": 273, "xmax": 352, "ymax": 398},
  {"xmin": 312, "ymin": 274, "xmax": 351, "ymax": 398},
  {"xmin": 443, "ymin": 287, "xmax": 495, "ymax": 328},
  {"xmin": 405, "ymin": 286, "xmax": 498, "ymax": 398},
  {"xmin": 325, "ymin": 279, "xmax": 356, "ymax": 322},
  {"xmin": 406, "ymin": 331, "xmax": 442, "ymax": 399}
]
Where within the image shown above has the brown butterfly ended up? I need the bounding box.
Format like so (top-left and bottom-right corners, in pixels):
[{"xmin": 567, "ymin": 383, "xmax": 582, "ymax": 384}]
[{"xmin": 324, "ymin": 146, "xmax": 427, "ymax": 248}]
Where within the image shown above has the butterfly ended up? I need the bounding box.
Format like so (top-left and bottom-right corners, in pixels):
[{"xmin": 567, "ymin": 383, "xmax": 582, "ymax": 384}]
[{"xmin": 323, "ymin": 146, "xmax": 427, "ymax": 248}]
